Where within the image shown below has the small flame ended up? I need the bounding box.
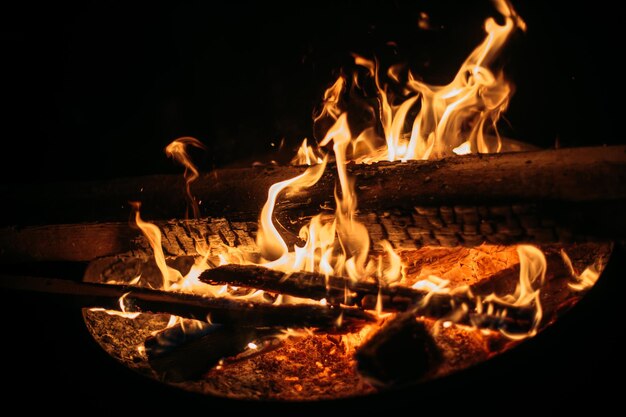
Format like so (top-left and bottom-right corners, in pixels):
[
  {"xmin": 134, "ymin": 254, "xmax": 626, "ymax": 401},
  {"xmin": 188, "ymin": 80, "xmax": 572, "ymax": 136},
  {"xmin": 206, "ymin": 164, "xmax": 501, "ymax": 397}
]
[
  {"xmin": 291, "ymin": 138, "xmax": 324, "ymax": 166},
  {"xmin": 561, "ymin": 249, "xmax": 603, "ymax": 292},
  {"xmin": 165, "ymin": 137, "xmax": 206, "ymax": 219},
  {"xmin": 484, "ymin": 245, "xmax": 546, "ymax": 339},
  {"xmin": 131, "ymin": 202, "xmax": 182, "ymax": 290},
  {"xmin": 89, "ymin": 292, "xmax": 140, "ymax": 319}
]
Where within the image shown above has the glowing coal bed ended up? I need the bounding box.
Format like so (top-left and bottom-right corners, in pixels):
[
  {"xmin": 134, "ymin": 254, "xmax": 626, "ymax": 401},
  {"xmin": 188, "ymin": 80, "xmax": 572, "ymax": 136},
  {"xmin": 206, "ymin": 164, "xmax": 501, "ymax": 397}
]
[{"xmin": 84, "ymin": 242, "xmax": 609, "ymax": 400}]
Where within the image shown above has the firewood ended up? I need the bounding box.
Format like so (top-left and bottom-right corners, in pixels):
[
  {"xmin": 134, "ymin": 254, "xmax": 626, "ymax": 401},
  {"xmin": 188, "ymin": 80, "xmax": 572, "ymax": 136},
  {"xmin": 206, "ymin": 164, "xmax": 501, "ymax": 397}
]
[
  {"xmin": 355, "ymin": 312, "xmax": 442, "ymax": 386},
  {"xmin": 0, "ymin": 146, "xmax": 623, "ymax": 264},
  {"xmin": 144, "ymin": 321, "xmax": 267, "ymax": 382},
  {"xmin": 200, "ymin": 264, "xmax": 536, "ymax": 332},
  {"xmin": 0, "ymin": 274, "xmax": 375, "ymax": 328}
]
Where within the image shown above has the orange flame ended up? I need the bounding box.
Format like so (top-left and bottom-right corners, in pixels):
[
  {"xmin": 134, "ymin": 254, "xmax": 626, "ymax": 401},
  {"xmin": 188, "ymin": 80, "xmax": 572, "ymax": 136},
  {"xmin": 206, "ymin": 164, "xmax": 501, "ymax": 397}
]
[
  {"xmin": 561, "ymin": 249, "xmax": 603, "ymax": 292},
  {"xmin": 310, "ymin": 0, "xmax": 526, "ymax": 163},
  {"xmin": 131, "ymin": 202, "xmax": 182, "ymax": 290},
  {"xmin": 291, "ymin": 138, "xmax": 324, "ymax": 166},
  {"xmin": 113, "ymin": 1, "xmax": 602, "ymax": 346},
  {"xmin": 484, "ymin": 245, "xmax": 546, "ymax": 339},
  {"xmin": 257, "ymin": 158, "xmax": 328, "ymax": 262}
]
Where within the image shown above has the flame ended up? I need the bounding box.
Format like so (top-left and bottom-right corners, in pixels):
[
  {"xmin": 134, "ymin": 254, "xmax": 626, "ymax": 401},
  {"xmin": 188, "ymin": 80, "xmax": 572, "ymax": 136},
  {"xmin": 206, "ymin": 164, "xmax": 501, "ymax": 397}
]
[
  {"xmin": 165, "ymin": 137, "xmax": 206, "ymax": 219},
  {"xmin": 306, "ymin": 0, "xmax": 525, "ymax": 163},
  {"xmin": 561, "ymin": 249, "xmax": 603, "ymax": 292},
  {"xmin": 483, "ymin": 245, "xmax": 546, "ymax": 339},
  {"xmin": 109, "ymin": 1, "xmax": 602, "ymax": 350},
  {"xmin": 131, "ymin": 202, "xmax": 182, "ymax": 291},
  {"xmin": 257, "ymin": 158, "xmax": 328, "ymax": 262},
  {"xmin": 320, "ymin": 114, "xmax": 371, "ymax": 280},
  {"xmin": 291, "ymin": 138, "xmax": 324, "ymax": 166}
]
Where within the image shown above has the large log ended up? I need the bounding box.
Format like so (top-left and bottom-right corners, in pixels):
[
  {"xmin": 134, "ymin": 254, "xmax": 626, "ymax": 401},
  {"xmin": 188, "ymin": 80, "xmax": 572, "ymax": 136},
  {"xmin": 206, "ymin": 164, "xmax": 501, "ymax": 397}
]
[
  {"xmin": 0, "ymin": 274, "xmax": 375, "ymax": 328},
  {"xmin": 1, "ymin": 146, "xmax": 625, "ymax": 263},
  {"xmin": 3, "ymin": 146, "xmax": 625, "ymax": 222}
]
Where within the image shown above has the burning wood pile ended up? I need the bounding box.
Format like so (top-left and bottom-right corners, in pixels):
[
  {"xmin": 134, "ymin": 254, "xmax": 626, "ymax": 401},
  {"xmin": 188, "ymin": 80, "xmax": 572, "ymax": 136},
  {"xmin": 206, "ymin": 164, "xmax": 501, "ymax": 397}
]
[{"xmin": 1, "ymin": 0, "xmax": 624, "ymax": 401}]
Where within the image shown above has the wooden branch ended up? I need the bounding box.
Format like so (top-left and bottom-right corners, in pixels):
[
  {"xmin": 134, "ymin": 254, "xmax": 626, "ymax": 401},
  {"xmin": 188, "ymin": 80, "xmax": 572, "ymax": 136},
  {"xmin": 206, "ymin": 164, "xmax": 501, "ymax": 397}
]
[
  {"xmin": 0, "ymin": 274, "xmax": 375, "ymax": 328},
  {"xmin": 200, "ymin": 264, "xmax": 536, "ymax": 332}
]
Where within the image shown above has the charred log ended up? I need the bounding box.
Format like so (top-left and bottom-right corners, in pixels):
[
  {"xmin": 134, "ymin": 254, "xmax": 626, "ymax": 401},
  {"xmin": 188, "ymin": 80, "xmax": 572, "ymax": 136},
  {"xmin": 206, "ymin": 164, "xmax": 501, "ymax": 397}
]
[
  {"xmin": 145, "ymin": 321, "xmax": 267, "ymax": 382},
  {"xmin": 355, "ymin": 313, "xmax": 442, "ymax": 386},
  {"xmin": 200, "ymin": 264, "xmax": 536, "ymax": 332},
  {"xmin": 2, "ymin": 147, "xmax": 625, "ymax": 264},
  {"xmin": 1, "ymin": 146, "xmax": 624, "ymax": 254},
  {"xmin": 0, "ymin": 274, "xmax": 374, "ymax": 328}
]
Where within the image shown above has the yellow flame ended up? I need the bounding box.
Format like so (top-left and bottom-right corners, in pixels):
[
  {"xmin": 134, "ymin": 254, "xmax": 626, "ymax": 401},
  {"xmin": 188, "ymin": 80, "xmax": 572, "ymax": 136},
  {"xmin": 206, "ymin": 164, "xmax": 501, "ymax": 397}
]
[
  {"xmin": 484, "ymin": 244, "xmax": 546, "ymax": 339},
  {"xmin": 291, "ymin": 138, "xmax": 324, "ymax": 166},
  {"xmin": 313, "ymin": 76, "xmax": 345, "ymax": 125},
  {"xmin": 90, "ymin": 292, "xmax": 141, "ymax": 319},
  {"xmin": 165, "ymin": 137, "xmax": 206, "ymax": 219},
  {"xmin": 321, "ymin": 0, "xmax": 525, "ymax": 163},
  {"xmin": 561, "ymin": 249, "xmax": 603, "ymax": 292},
  {"xmin": 112, "ymin": 2, "xmax": 590, "ymax": 348},
  {"xmin": 257, "ymin": 157, "xmax": 328, "ymax": 262},
  {"xmin": 131, "ymin": 202, "xmax": 182, "ymax": 290},
  {"xmin": 320, "ymin": 113, "xmax": 372, "ymax": 280}
]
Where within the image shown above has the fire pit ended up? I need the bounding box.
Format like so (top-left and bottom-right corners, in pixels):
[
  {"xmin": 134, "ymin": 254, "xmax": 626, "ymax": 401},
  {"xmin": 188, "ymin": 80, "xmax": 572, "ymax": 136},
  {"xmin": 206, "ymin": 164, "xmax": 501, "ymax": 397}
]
[
  {"xmin": 82, "ymin": 242, "xmax": 611, "ymax": 400},
  {"xmin": 1, "ymin": 0, "xmax": 625, "ymax": 409}
]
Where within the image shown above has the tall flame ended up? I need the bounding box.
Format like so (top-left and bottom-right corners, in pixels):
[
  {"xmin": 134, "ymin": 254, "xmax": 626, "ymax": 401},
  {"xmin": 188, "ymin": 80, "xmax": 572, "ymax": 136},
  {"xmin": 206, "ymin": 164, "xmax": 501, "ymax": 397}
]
[
  {"xmin": 316, "ymin": 0, "xmax": 527, "ymax": 163},
  {"xmin": 320, "ymin": 113, "xmax": 371, "ymax": 280},
  {"xmin": 131, "ymin": 202, "xmax": 182, "ymax": 291},
  {"xmin": 257, "ymin": 158, "xmax": 328, "ymax": 262}
]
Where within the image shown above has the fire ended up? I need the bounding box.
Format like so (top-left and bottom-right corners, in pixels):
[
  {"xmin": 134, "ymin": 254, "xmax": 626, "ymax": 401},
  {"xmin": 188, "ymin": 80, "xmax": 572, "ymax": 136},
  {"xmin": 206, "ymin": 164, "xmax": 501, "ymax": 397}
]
[
  {"xmin": 291, "ymin": 138, "xmax": 324, "ymax": 166},
  {"xmin": 131, "ymin": 202, "xmax": 182, "ymax": 291},
  {"xmin": 483, "ymin": 245, "xmax": 546, "ymax": 339},
  {"xmin": 257, "ymin": 159, "xmax": 328, "ymax": 263},
  {"xmin": 109, "ymin": 0, "xmax": 601, "ymax": 353},
  {"xmin": 561, "ymin": 249, "xmax": 603, "ymax": 292},
  {"xmin": 165, "ymin": 137, "xmax": 206, "ymax": 219},
  {"xmin": 300, "ymin": 0, "xmax": 525, "ymax": 163}
]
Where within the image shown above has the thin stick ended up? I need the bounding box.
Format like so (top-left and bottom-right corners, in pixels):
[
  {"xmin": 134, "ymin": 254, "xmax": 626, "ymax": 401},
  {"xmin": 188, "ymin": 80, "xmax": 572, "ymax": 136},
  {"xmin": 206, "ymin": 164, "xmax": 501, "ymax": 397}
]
[{"xmin": 0, "ymin": 274, "xmax": 375, "ymax": 328}]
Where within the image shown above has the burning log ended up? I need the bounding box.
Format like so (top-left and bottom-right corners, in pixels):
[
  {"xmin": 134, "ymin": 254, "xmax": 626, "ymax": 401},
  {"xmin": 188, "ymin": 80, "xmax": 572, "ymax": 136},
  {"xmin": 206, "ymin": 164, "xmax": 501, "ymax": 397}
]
[
  {"xmin": 355, "ymin": 313, "xmax": 442, "ymax": 386},
  {"xmin": 0, "ymin": 274, "xmax": 375, "ymax": 328},
  {"xmin": 200, "ymin": 264, "xmax": 536, "ymax": 332},
  {"xmin": 2, "ymin": 146, "xmax": 625, "ymax": 263},
  {"xmin": 1, "ymin": 146, "xmax": 624, "ymax": 261}
]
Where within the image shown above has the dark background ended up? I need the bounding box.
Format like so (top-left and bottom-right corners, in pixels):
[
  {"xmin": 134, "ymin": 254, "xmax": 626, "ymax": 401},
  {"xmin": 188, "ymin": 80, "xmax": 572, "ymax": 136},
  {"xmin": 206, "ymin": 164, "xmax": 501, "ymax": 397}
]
[
  {"xmin": 0, "ymin": 0, "xmax": 624, "ymax": 413},
  {"xmin": 0, "ymin": 0, "xmax": 622, "ymax": 183}
]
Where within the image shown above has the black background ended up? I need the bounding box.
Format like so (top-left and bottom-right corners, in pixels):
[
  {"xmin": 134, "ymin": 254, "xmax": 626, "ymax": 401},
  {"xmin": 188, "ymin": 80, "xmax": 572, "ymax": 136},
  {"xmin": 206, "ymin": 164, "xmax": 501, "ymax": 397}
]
[
  {"xmin": 1, "ymin": 0, "xmax": 623, "ymax": 183},
  {"xmin": 0, "ymin": 0, "xmax": 624, "ymax": 413}
]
